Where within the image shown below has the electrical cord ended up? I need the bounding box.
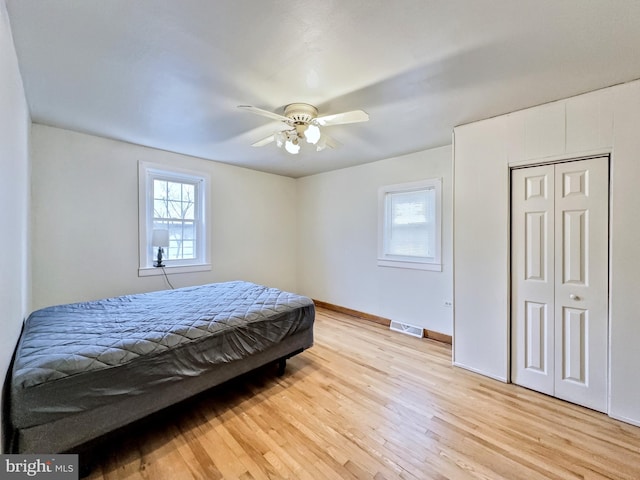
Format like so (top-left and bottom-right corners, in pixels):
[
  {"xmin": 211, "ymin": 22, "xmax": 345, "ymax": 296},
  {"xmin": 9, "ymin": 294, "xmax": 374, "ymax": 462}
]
[{"xmin": 161, "ymin": 266, "xmax": 175, "ymax": 290}]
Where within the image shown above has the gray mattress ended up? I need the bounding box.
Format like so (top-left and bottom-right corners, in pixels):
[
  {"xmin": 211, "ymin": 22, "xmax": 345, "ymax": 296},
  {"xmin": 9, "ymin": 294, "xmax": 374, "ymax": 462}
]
[{"xmin": 8, "ymin": 281, "xmax": 314, "ymax": 453}]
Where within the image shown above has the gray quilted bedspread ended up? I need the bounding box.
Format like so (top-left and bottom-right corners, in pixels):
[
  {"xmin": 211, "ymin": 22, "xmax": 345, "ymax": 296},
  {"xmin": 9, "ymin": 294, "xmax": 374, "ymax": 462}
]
[{"xmin": 13, "ymin": 281, "xmax": 314, "ymax": 390}]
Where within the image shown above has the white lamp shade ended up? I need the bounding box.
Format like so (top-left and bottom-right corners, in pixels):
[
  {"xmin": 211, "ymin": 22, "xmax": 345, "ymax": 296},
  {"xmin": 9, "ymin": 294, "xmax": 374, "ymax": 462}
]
[
  {"xmin": 275, "ymin": 131, "xmax": 286, "ymax": 148},
  {"xmin": 152, "ymin": 229, "xmax": 170, "ymax": 247},
  {"xmin": 284, "ymin": 139, "xmax": 300, "ymax": 154},
  {"xmin": 304, "ymin": 124, "xmax": 321, "ymax": 144}
]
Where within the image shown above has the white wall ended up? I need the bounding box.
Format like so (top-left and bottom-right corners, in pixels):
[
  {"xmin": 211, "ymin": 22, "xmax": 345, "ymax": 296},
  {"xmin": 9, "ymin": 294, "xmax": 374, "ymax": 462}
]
[
  {"xmin": 297, "ymin": 146, "xmax": 453, "ymax": 335},
  {"xmin": 30, "ymin": 125, "xmax": 298, "ymax": 309},
  {"xmin": 453, "ymin": 81, "xmax": 640, "ymax": 425},
  {"xmin": 0, "ymin": 0, "xmax": 31, "ymax": 452}
]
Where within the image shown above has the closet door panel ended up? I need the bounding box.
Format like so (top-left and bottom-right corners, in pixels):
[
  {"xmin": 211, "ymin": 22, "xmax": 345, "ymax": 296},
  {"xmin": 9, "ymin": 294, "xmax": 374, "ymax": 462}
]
[
  {"xmin": 554, "ymin": 158, "xmax": 609, "ymax": 412},
  {"xmin": 511, "ymin": 165, "xmax": 555, "ymax": 395}
]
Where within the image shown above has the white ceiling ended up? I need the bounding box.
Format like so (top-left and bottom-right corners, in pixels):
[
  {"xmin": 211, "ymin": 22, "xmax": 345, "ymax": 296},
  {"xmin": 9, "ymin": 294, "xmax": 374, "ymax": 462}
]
[{"xmin": 6, "ymin": 1, "xmax": 640, "ymax": 178}]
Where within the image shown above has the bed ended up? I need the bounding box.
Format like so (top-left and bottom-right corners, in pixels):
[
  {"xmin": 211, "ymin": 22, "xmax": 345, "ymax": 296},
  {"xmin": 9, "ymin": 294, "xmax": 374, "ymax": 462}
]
[{"xmin": 6, "ymin": 281, "xmax": 315, "ymax": 454}]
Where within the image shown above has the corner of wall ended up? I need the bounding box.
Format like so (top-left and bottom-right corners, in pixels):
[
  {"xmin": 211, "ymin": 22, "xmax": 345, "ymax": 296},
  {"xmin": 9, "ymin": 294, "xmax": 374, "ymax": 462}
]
[{"xmin": 0, "ymin": 0, "xmax": 32, "ymax": 452}]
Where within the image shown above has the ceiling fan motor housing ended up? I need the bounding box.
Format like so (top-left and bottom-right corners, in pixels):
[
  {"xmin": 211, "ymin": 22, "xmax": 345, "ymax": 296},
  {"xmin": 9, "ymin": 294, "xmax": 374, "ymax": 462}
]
[{"xmin": 284, "ymin": 103, "xmax": 318, "ymax": 125}]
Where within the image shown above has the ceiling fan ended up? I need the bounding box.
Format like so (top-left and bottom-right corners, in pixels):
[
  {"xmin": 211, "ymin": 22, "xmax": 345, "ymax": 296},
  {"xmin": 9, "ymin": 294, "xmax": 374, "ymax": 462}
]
[{"xmin": 238, "ymin": 103, "xmax": 369, "ymax": 154}]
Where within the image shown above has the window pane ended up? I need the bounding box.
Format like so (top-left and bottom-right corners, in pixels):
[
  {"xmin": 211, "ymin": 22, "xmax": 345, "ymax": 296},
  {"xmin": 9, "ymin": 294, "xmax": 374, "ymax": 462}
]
[
  {"xmin": 181, "ymin": 240, "xmax": 194, "ymax": 258},
  {"xmin": 167, "ymin": 181, "xmax": 181, "ymax": 199},
  {"xmin": 182, "ymin": 184, "xmax": 195, "ymax": 220},
  {"xmin": 168, "ymin": 200, "xmax": 183, "ymax": 218},
  {"xmin": 183, "ymin": 202, "xmax": 195, "ymax": 220},
  {"xmin": 182, "ymin": 183, "xmax": 194, "ymax": 200},
  {"xmin": 391, "ymin": 190, "xmax": 428, "ymax": 225},
  {"xmin": 389, "ymin": 224, "xmax": 431, "ymax": 257},
  {"xmin": 386, "ymin": 188, "xmax": 434, "ymax": 258},
  {"xmin": 182, "ymin": 223, "xmax": 195, "ymax": 240},
  {"xmin": 154, "ymin": 179, "xmax": 168, "ymax": 199},
  {"xmin": 153, "ymin": 199, "xmax": 168, "ymax": 218}
]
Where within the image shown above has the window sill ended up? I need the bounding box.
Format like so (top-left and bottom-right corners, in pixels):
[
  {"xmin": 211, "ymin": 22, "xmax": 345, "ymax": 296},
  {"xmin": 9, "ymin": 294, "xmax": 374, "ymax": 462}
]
[
  {"xmin": 377, "ymin": 259, "xmax": 442, "ymax": 271},
  {"xmin": 138, "ymin": 263, "xmax": 211, "ymax": 277}
]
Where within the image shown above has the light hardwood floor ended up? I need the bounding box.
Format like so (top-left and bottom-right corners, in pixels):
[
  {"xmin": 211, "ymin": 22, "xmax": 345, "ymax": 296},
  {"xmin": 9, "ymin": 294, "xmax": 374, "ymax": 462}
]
[{"xmin": 86, "ymin": 307, "xmax": 640, "ymax": 479}]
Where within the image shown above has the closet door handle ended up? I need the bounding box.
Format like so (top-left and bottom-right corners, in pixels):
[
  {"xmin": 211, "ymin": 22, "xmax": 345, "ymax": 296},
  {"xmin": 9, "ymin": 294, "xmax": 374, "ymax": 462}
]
[{"xmin": 569, "ymin": 294, "xmax": 580, "ymax": 300}]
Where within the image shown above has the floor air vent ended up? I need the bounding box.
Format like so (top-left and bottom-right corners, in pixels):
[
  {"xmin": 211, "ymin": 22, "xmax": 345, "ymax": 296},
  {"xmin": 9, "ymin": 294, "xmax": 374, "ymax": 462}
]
[{"xmin": 389, "ymin": 321, "xmax": 424, "ymax": 338}]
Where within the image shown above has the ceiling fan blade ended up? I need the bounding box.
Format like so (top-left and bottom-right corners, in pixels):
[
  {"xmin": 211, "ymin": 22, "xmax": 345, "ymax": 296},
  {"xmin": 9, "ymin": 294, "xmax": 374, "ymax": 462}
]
[
  {"xmin": 251, "ymin": 134, "xmax": 275, "ymax": 147},
  {"xmin": 317, "ymin": 134, "xmax": 341, "ymax": 151},
  {"xmin": 238, "ymin": 105, "xmax": 290, "ymax": 123},
  {"xmin": 315, "ymin": 110, "xmax": 369, "ymax": 126}
]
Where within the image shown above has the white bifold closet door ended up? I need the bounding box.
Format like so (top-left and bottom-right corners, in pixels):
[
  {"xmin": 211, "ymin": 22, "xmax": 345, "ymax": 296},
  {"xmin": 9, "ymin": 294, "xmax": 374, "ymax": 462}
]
[{"xmin": 511, "ymin": 157, "xmax": 609, "ymax": 412}]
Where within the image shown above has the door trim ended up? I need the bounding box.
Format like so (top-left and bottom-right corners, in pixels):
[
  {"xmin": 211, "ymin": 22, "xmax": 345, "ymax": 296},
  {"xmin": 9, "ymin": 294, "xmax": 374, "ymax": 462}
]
[{"xmin": 509, "ymin": 149, "xmax": 612, "ymax": 169}]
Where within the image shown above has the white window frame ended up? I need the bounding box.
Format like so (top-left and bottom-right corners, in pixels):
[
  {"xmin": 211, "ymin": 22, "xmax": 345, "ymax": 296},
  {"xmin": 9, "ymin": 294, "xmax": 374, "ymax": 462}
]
[
  {"xmin": 377, "ymin": 178, "xmax": 442, "ymax": 271},
  {"xmin": 138, "ymin": 161, "xmax": 211, "ymax": 276}
]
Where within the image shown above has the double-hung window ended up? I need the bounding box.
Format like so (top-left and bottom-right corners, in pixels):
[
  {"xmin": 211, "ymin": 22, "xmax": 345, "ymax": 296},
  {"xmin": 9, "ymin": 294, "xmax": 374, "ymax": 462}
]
[
  {"xmin": 138, "ymin": 162, "xmax": 210, "ymax": 276},
  {"xmin": 378, "ymin": 178, "xmax": 442, "ymax": 271}
]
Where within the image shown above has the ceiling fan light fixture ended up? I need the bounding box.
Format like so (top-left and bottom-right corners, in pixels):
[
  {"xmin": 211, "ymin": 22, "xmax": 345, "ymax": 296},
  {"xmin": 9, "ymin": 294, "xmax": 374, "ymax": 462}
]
[
  {"xmin": 274, "ymin": 131, "xmax": 286, "ymax": 148},
  {"xmin": 284, "ymin": 138, "xmax": 300, "ymax": 154},
  {"xmin": 304, "ymin": 124, "xmax": 321, "ymax": 144}
]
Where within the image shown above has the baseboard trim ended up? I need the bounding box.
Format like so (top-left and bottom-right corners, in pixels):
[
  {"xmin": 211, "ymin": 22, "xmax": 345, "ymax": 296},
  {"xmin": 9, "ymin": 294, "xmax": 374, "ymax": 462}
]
[
  {"xmin": 313, "ymin": 300, "xmax": 452, "ymax": 345},
  {"xmin": 425, "ymin": 330, "xmax": 454, "ymax": 345},
  {"xmin": 313, "ymin": 300, "xmax": 390, "ymax": 326}
]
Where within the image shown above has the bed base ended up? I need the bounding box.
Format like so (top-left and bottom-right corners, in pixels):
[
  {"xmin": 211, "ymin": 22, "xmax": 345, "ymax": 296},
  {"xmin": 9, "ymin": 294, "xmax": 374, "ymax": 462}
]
[
  {"xmin": 75, "ymin": 350, "xmax": 306, "ymax": 478},
  {"xmin": 277, "ymin": 348, "xmax": 304, "ymax": 376},
  {"xmin": 8, "ymin": 328, "xmax": 313, "ymax": 456}
]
